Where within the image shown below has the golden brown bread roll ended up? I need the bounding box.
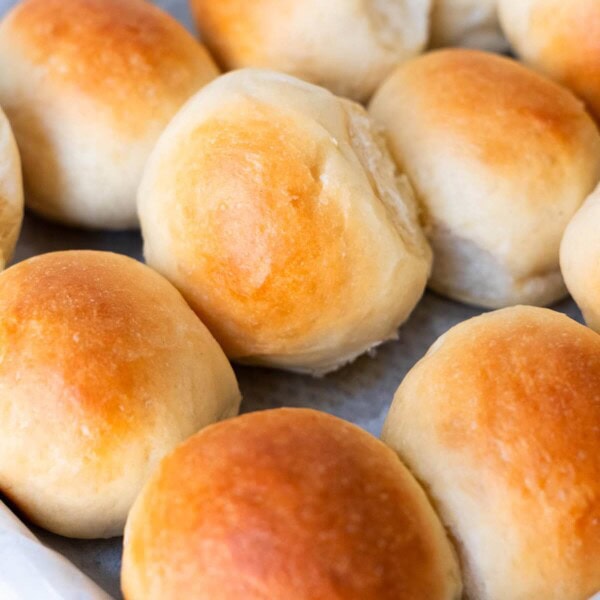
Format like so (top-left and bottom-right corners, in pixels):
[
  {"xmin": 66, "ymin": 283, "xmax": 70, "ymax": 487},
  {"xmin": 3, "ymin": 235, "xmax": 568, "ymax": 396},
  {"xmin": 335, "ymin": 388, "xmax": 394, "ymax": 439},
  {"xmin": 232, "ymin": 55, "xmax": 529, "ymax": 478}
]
[
  {"xmin": 383, "ymin": 306, "xmax": 600, "ymax": 600},
  {"xmin": 122, "ymin": 408, "xmax": 462, "ymax": 600},
  {"xmin": 0, "ymin": 104, "xmax": 23, "ymax": 270},
  {"xmin": 138, "ymin": 69, "xmax": 432, "ymax": 375},
  {"xmin": 369, "ymin": 49, "xmax": 600, "ymax": 308},
  {"xmin": 0, "ymin": 0, "xmax": 218, "ymax": 229},
  {"xmin": 0, "ymin": 251, "xmax": 240, "ymax": 539},
  {"xmin": 499, "ymin": 0, "xmax": 600, "ymax": 122},
  {"xmin": 561, "ymin": 183, "xmax": 600, "ymax": 332},
  {"xmin": 188, "ymin": 0, "xmax": 431, "ymax": 102},
  {"xmin": 430, "ymin": 0, "xmax": 507, "ymax": 52}
]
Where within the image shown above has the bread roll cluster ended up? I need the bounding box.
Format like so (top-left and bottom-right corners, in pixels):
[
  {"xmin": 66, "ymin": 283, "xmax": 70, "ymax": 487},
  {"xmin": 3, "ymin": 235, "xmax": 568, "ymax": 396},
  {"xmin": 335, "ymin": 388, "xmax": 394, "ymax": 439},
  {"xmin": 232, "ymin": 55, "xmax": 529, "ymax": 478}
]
[{"xmin": 0, "ymin": 0, "xmax": 598, "ymax": 598}]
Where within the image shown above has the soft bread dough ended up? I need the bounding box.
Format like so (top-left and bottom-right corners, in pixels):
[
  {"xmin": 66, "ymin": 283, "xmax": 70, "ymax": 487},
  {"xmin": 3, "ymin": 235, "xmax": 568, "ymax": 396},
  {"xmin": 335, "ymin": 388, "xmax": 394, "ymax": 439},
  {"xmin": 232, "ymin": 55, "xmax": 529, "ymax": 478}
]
[
  {"xmin": 0, "ymin": 0, "xmax": 218, "ymax": 229},
  {"xmin": 0, "ymin": 251, "xmax": 240, "ymax": 539},
  {"xmin": 122, "ymin": 408, "xmax": 462, "ymax": 600},
  {"xmin": 138, "ymin": 69, "xmax": 432, "ymax": 375},
  {"xmin": 383, "ymin": 306, "xmax": 600, "ymax": 600},
  {"xmin": 188, "ymin": 0, "xmax": 431, "ymax": 102},
  {"xmin": 0, "ymin": 104, "xmax": 23, "ymax": 270},
  {"xmin": 370, "ymin": 49, "xmax": 600, "ymax": 308},
  {"xmin": 561, "ymin": 183, "xmax": 600, "ymax": 332}
]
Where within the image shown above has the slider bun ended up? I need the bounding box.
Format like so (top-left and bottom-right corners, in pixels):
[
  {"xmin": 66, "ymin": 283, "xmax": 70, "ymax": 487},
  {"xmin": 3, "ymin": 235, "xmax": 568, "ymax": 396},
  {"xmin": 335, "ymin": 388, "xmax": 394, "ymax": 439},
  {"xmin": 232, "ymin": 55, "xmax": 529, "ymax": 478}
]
[
  {"xmin": 188, "ymin": 0, "xmax": 431, "ymax": 101},
  {"xmin": 499, "ymin": 0, "xmax": 600, "ymax": 122},
  {"xmin": 561, "ymin": 183, "xmax": 600, "ymax": 332},
  {"xmin": 122, "ymin": 408, "xmax": 462, "ymax": 600},
  {"xmin": 430, "ymin": 0, "xmax": 508, "ymax": 52},
  {"xmin": 369, "ymin": 49, "xmax": 600, "ymax": 308},
  {"xmin": 0, "ymin": 0, "xmax": 218, "ymax": 229},
  {"xmin": 0, "ymin": 251, "xmax": 240, "ymax": 538},
  {"xmin": 0, "ymin": 105, "xmax": 23, "ymax": 270},
  {"xmin": 383, "ymin": 306, "xmax": 600, "ymax": 600},
  {"xmin": 138, "ymin": 69, "xmax": 432, "ymax": 375}
]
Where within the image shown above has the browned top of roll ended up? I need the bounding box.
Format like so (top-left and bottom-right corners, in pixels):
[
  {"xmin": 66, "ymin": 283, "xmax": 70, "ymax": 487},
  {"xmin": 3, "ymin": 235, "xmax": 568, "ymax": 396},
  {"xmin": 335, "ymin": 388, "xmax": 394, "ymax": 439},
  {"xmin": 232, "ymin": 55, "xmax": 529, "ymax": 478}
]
[
  {"xmin": 374, "ymin": 49, "xmax": 593, "ymax": 176},
  {"xmin": 122, "ymin": 408, "xmax": 461, "ymax": 600},
  {"xmin": 0, "ymin": 250, "xmax": 240, "ymax": 538},
  {"xmin": 1, "ymin": 0, "xmax": 218, "ymax": 133}
]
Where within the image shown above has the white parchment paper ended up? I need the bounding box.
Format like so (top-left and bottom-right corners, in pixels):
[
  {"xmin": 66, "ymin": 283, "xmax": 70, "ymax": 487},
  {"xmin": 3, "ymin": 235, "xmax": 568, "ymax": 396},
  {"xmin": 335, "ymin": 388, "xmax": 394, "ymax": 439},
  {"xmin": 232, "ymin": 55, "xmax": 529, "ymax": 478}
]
[{"xmin": 0, "ymin": 500, "xmax": 111, "ymax": 600}]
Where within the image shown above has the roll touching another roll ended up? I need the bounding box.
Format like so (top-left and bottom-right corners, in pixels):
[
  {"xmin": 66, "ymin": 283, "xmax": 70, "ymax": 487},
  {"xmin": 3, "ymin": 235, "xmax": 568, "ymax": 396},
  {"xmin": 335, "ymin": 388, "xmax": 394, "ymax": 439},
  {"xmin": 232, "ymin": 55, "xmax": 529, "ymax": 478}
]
[
  {"xmin": 188, "ymin": 0, "xmax": 431, "ymax": 102},
  {"xmin": 139, "ymin": 69, "xmax": 432, "ymax": 375},
  {"xmin": 430, "ymin": 0, "xmax": 507, "ymax": 52},
  {"xmin": 0, "ymin": 251, "xmax": 240, "ymax": 539},
  {"xmin": 561, "ymin": 184, "xmax": 600, "ymax": 332},
  {"xmin": 0, "ymin": 105, "xmax": 23, "ymax": 271},
  {"xmin": 499, "ymin": 0, "xmax": 600, "ymax": 122},
  {"xmin": 0, "ymin": 0, "xmax": 218, "ymax": 229},
  {"xmin": 370, "ymin": 49, "xmax": 600, "ymax": 308},
  {"xmin": 122, "ymin": 408, "xmax": 462, "ymax": 600},
  {"xmin": 383, "ymin": 306, "xmax": 600, "ymax": 600}
]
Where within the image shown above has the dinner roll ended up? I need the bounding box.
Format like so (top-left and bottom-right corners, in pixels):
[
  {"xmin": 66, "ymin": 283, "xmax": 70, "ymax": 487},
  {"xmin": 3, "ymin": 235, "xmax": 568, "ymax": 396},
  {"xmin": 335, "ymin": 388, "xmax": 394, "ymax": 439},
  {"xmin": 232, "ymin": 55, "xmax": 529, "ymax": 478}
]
[
  {"xmin": 430, "ymin": 0, "xmax": 507, "ymax": 52},
  {"xmin": 499, "ymin": 0, "xmax": 600, "ymax": 122},
  {"xmin": 0, "ymin": 105, "xmax": 23, "ymax": 270},
  {"xmin": 561, "ymin": 184, "xmax": 600, "ymax": 332},
  {"xmin": 139, "ymin": 69, "xmax": 432, "ymax": 375},
  {"xmin": 122, "ymin": 408, "xmax": 462, "ymax": 600},
  {"xmin": 383, "ymin": 306, "xmax": 600, "ymax": 600},
  {"xmin": 0, "ymin": 251, "xmax": 240, "ymax": 539},
  {"xmin": 0, "ymin": 0, "xmax": 218, "ymax": 229},
  {"xmin": 188, "ymin": 0, "xmax": 431, "ymax": 102},
  {"xmin": 370, "ymin": 49, "xmax": 600, "ymax": 308}
]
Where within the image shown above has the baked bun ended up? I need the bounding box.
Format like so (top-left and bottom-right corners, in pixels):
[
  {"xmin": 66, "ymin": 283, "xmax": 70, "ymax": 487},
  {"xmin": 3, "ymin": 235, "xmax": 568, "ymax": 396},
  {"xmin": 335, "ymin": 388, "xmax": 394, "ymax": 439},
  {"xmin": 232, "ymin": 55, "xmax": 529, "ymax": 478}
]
[
  {"xmin": 122, "ymin": 408, "xmax": 462, "ymax": 600},
  {"xmin": 383, "ymin": 306, "xmax": 600, "ymax": 600},
  {"xmin": 561, "ymin": 183, "xmax": 600, "ymax": 332},
  {"xmin": 499, "ymin": 0, "xmax": 600, "ymax": 122},
  {"xmin": 430, "ymin": 0, "xmax": 508, "ymax": 52},
  {"xmin": 0, "ymin": 0, "xmax": 218, "ymax": 229},
  {"xmin": 188, "ymin": 0, "xmax": 431, "ymax": 102},
  {"xmin": 0, "ymin": 251, "xmax": 240, "ymax": 539},
  {"xmin": 138, "ymin": 69, "xmax": 432, "ymax": 375},
  {"xmin": 0, "ymin": 105, "xmax": 23, "ymax": 270},
  {"xmin": 369, "ymin": 49, "xmax": 600, "ymax": 308}
]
